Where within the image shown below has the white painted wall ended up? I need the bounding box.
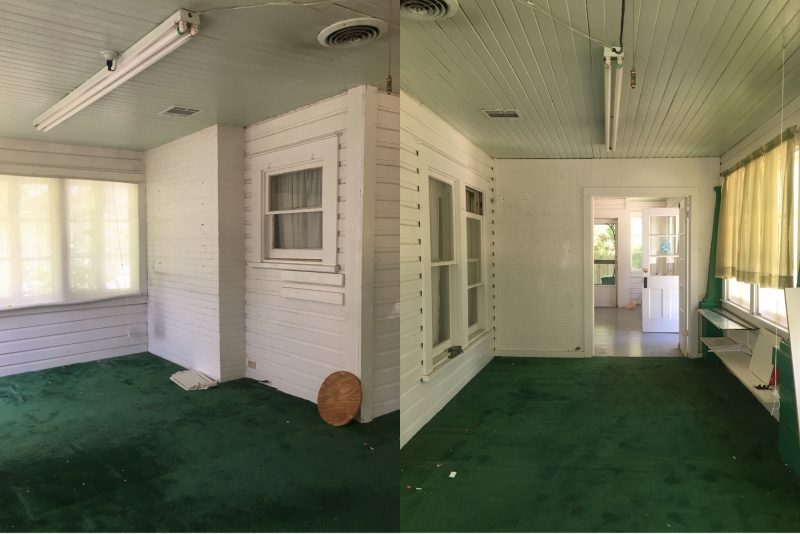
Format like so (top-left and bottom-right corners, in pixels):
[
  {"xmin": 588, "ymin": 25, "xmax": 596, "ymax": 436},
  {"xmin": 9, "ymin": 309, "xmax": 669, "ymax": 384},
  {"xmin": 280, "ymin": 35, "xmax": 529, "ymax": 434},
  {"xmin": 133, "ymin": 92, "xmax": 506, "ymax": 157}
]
[
  {"xmin": 371, "ymin": 91, "xmax": 401, "ymax": 417},
  {"xmin": 243, "ymin": 86, "xmax": 399, "ymax": 421},
  {"xmin": 400, "ymin": 92, "xmax": 495, "ymax": 447},
  {"xmin": 145, "ymin": 124, "xmax": 246, "ymax": 381},
  {"xmin": 494, "ymin": 158, "xmax": 719, "ymax": 357},
  {"xmin": 0, "ymin": 138, "xmax": 147, "ymax": 376}
]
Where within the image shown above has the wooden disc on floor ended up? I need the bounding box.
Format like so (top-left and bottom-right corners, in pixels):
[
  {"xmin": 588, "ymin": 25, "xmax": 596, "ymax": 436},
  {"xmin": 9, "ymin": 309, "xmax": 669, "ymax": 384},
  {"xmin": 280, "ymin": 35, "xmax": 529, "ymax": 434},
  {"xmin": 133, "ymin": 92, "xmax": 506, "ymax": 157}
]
[{"xmin": 317, "ymin": 371, "xmax": 362, "ymax": 427}]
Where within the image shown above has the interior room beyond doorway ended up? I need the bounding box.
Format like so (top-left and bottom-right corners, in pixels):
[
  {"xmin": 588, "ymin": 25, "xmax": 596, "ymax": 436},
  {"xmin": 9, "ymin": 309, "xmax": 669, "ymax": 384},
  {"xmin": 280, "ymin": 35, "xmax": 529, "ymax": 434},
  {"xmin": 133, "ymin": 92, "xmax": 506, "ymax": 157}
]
[{"xmin": 592, "ymin": 197, "xmax": 684, "ymax": 357}]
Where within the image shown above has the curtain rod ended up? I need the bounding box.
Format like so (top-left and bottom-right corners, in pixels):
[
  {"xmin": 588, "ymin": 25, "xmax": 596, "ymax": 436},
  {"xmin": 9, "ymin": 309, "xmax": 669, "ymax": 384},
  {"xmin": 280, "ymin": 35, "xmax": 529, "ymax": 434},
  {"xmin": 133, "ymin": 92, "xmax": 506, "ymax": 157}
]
[{"xmin": 721, "ymin": 125, "xmax": 798, "ymax": 178}]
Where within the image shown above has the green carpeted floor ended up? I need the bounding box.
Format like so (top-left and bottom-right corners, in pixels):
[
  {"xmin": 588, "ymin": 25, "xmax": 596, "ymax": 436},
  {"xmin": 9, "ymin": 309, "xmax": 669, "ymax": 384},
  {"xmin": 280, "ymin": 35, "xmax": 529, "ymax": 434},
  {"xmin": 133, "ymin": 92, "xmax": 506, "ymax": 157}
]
[
  {"xmin": 400, "ymin": 357, "xmax": 800, "ymax": 532},
  {"xmin": 0, "ymin": 353, "xmax": 398, "ymax": 532}
]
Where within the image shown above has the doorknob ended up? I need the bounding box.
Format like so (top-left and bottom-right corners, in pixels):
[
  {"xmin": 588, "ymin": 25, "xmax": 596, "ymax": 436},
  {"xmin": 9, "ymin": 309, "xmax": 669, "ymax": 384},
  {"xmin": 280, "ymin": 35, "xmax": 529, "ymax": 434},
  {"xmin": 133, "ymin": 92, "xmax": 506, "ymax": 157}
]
[{"xmin": 643, "ymin": 268, "xmax": 649, "ymax": 273}]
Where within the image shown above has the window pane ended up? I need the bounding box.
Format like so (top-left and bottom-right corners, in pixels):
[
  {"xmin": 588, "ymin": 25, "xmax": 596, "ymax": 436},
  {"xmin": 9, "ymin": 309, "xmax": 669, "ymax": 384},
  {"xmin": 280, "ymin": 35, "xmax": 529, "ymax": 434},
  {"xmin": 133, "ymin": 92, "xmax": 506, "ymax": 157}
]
[
  {"xmin": 19, "ymin": 182, "xmax": 54, "ymax": 299},
  {"xmin": 67, "ymin": 180, "xmax": 138, "ymax": 295},
  {"xmin": 727, "ymin": 278, "xmax": 751, "ymax": 309},
  {"xmin": 631, "ymin": 216, "xmax": 642, "ymax": 270},
  {"xmin": 467, "ymin": 218, "xmax": 481, "ymax": 285},
  {"xmin": 466, "ymin": 187, "xmax": 483, "ymax": 215},
  {"xmin": 759, "ymin": 287, "xmax": 787, "ymax": 326},
  {"xmin": 429, "ymin": 178, "xmax": 453, "ymax": 262},
  {"xmin": 269, "ymin": 168, "xmax": 322, "ymax": 211},
  {"xmin": 272, "ymin": 212, "xmax": 322, "ymax": 249},
  {"xmin": 468, "ymin": 286, "xmax": 478, "ymax": 327},
  {"xmin": 431, "ymin": 265, "xmax": 450, "ymax": 346}
]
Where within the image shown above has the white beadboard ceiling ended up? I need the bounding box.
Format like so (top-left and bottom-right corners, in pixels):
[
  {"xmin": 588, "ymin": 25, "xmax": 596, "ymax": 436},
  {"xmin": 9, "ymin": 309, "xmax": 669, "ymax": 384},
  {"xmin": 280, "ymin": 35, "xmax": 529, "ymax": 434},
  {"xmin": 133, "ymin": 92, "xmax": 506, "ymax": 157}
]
[
  {"xmin": 401, "ymin": 0, "xmax": 800, "ymax": 159},
  {"xmin": 0, "ymin": 0, "xmax": 398, "ymax": 150}
]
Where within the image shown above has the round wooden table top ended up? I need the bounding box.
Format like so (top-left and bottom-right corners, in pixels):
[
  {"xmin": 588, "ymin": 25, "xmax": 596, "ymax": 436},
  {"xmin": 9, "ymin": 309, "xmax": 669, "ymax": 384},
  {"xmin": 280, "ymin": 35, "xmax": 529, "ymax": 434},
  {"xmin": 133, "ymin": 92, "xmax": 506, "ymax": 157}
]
[{"xmin": 317, "ymin": 371, "xmax": 362, "ymax": 426}]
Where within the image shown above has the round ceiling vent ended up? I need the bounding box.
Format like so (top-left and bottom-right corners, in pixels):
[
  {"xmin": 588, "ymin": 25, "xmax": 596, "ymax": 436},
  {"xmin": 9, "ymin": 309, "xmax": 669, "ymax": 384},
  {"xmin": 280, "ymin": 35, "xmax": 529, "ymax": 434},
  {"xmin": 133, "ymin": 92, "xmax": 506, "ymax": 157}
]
[
  {"xmin": 317, "ymin": 17, "xmax": 388, "ymax": 48},
  {"xmin": 400, "ymin": 0, "xmax": 460, "ymax": 20}
]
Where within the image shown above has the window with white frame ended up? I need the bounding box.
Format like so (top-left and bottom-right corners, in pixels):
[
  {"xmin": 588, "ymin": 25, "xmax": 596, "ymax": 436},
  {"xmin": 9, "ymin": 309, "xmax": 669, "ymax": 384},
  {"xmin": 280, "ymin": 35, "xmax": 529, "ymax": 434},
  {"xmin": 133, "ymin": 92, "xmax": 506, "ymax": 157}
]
[
  {"xmin": 724, "ymin": 280, "xmax": 787, "ymax": 328},
  {"xmin": 466, "ymin": 186, "xmax": 484, "ymax": 336},
  {"xmin": 429, "ymin": 176, "xmax": 455, "ymax": 360},
  {"xmin": 0, "ymin": 175, "xmax": 140, "ymax": 310},
  {"xmin": 256, "ymin": 136, "xmax": 338, "ymax": 266}
]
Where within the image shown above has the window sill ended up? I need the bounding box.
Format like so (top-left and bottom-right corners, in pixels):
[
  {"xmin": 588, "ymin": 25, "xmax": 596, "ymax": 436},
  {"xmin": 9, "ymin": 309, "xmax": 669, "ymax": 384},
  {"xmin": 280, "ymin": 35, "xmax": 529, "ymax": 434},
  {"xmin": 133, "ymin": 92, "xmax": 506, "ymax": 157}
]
[
  {"xmin": 0, "ymin": 294, "xmax": 147, "ymax": 318},
  {"xmin": 720, "ymin": 300, "xmax": 789, "ymax": 340},
  {"xmin": 250, "ymin": 260, "xmax": 339, "ymax": 273}
]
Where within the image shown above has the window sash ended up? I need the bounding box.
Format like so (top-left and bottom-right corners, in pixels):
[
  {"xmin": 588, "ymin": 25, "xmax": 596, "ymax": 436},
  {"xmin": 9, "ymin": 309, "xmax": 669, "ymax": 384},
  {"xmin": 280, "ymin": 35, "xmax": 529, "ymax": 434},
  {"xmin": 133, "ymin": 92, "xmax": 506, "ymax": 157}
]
[{"xmin": 0, "ymin": 175, "xmax": 139, "ymax": 310}]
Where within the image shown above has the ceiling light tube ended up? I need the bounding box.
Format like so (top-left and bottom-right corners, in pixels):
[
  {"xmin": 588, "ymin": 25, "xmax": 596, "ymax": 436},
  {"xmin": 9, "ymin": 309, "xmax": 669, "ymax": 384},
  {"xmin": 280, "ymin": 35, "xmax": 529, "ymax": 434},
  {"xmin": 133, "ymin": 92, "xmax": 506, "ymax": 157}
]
[
  {"xmin": 603, "ymin": 56, "xmax": 611, "ymax": 151},
  {"xmin": 611, "ymin": 56, "xmax": 624, "ymax": 150},
  {"xmin": 33, "ymin": 9, "xmax": 200, "ymax": 132}
]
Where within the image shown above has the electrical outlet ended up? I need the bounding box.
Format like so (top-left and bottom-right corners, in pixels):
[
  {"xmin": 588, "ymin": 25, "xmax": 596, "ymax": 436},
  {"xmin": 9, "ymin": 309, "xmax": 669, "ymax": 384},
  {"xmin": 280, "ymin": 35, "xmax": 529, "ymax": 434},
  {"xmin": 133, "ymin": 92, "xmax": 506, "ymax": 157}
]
[{"xmin": 247, "ymin": 360, "xmax": 257, "ymax": 369}]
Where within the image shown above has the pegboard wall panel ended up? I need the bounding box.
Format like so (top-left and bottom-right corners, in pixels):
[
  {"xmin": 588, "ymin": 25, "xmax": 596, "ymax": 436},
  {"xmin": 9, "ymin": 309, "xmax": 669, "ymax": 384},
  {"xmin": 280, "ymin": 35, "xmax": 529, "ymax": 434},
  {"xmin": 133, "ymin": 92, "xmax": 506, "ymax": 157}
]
[
  {"xmin": 495, "ymin": 161, "xmax": 588, "ymax": 354},
  {"xmin": 495, "ymin": 157, "xmax": 721, "ymax": 356}
]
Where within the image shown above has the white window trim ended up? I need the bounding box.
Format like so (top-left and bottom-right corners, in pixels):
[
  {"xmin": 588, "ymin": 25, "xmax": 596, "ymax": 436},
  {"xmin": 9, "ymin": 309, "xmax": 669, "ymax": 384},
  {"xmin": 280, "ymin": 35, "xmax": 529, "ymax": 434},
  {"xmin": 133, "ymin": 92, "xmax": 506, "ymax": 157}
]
[
  {"xmin": 422, "ymin": 168, "xmax": 460, "ymax": 373},
  {"xmin": 465, "ymin": 185, "xmax": 486, "ymax": 338},
  {"xmin": 251, "ymin": 135, "xmax": 338, "ymax": 268},
  {"xmin": 722, "ymin": 279, "xmax": 789, "ymax": 340}
]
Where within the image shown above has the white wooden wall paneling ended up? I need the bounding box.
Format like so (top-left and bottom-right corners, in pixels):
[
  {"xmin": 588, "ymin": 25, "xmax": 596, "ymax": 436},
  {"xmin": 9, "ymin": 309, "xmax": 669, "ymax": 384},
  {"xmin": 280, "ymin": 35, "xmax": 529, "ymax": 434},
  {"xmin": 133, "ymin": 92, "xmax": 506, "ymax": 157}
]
[{"xmin": 400, "ymin": 92, "xmax": 495, "ymax": 447}]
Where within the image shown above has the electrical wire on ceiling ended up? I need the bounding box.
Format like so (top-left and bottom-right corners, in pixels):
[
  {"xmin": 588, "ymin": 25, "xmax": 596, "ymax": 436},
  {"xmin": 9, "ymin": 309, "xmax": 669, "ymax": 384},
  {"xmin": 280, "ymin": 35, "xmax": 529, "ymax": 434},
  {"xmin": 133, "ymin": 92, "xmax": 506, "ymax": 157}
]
[
  {"xmin": 513, "ymin": 0, "xmax": 617, "ymax": 48},
  {"xmin": 196, "ymin": 0, "xmax": 342, "ymax": 14}
]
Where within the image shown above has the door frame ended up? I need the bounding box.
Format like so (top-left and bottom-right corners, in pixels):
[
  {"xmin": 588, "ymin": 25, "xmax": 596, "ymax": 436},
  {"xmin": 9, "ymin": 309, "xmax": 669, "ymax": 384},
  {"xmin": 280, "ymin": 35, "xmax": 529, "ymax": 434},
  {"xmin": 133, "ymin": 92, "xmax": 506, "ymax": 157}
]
[{"xmin": 583, "ymin": 187, "xmax": 699, "ymax": 358}]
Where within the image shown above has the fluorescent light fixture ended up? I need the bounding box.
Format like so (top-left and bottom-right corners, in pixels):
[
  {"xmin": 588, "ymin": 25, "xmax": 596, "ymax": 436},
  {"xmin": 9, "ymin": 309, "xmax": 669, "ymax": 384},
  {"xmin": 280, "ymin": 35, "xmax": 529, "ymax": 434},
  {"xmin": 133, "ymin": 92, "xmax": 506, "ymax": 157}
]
[
  {"xmin": 603, "ymin": 47, "xmax": 624, "ymax": 152},
  {"xmin": 33, "ymin": 9, "xmax": 200, "ymax": 132}
]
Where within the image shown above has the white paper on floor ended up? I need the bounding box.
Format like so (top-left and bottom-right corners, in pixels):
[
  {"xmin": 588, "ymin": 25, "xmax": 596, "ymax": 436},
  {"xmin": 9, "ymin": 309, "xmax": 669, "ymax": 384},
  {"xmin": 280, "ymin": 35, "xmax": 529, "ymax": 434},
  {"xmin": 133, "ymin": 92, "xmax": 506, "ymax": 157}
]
[{"xmin": 170, "ymin": 370, "xmax": 218, "ymax": 391}]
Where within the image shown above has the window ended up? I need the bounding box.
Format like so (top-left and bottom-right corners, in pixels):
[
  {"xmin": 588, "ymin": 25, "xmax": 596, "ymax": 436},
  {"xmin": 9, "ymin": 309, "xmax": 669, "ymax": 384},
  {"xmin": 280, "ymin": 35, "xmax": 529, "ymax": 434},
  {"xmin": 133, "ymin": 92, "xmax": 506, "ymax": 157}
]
[
  {"xmin": 758, "ymin": 286, "xmax": 787, "ymax": 326},
  {"xmin": 256, "ymin": 136, "xmax": 337, "ymax": 266},
  {"xmin": 631, "ymin": 215, "xmax": 642, "ymax": 270},
  {"xmin": 593, "ymin": 222, "xmax": 616, "ymax": 284},
  {"xmin": 727, "ymin": 278, "xmax": 751, "ymax": 310},
  {"xmin": 0, "ymin": 175, "xmax": 139, "ymax": 310},
  {"xmin": 466, "ymin": 187, "xmax": 484, "ymax": 336},
  {"xmin": 429, "ymin": 177, "xmax": 454, "ymax": 353}
]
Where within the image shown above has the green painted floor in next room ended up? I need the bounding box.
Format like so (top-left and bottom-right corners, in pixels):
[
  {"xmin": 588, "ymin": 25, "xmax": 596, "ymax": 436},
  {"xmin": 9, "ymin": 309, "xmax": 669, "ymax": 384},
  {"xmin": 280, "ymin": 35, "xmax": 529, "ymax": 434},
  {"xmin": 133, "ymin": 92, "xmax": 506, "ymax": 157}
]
[
  {"xmin": 0, "ymin": 353, "xmax": 398, "ymax": 532},
  {"xmin": 400, "ymin": 357, "xmax": 800, "ymax": 532}
]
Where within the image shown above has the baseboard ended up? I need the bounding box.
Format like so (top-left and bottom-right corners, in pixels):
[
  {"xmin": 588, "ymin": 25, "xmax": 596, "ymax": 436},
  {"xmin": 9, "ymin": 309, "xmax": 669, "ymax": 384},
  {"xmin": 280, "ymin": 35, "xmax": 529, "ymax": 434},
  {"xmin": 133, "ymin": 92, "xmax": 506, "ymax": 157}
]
[{"xmin": 495, "ymin": 349, "xmax": 588, "ymax": 358}]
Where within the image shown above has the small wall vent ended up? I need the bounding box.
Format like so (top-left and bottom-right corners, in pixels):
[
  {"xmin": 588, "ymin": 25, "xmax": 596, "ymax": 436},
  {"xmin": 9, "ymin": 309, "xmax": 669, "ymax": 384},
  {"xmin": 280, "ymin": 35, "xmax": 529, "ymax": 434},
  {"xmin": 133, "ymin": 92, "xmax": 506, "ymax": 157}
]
[
  {"xmin": 400, "ymin": 0, "xmax": 460, "ymax": 20},
  {"xmin": 160, "ymin": 106, "xmax": 201, "ymax": 118},
  {"xmin": 482, "ymin": 109, "xmax": 520, "ymax": 119},
  {"xmin": 317, "ymin": 17, "xmax": 388, "ymax": 48}
]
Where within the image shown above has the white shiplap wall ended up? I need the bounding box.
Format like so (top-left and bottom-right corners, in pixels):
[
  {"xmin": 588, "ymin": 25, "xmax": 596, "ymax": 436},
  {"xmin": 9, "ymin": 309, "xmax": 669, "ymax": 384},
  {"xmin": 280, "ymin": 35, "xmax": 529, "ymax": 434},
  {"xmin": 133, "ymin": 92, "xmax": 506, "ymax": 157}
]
[
  {"xmin": 400, "ymin": 92, "xmax": 496, "ymax": 447},
  {"xmin": 371, "ymin": 91, "xmax": 400, "ymax": 417},
  {"xmin": 145, "ymin": 124, "xmax": 246, "ymax": 381},
  {"xmin": 0, "ymin": 138, "xmax": 147, "ymax": 376},
  {"xmin": 494, "ymin": 158, "xmax": 719, "ymax": 357},
  {"xmin": 244, "ymin": 86, "xmax": 399, "ymax": 420}
]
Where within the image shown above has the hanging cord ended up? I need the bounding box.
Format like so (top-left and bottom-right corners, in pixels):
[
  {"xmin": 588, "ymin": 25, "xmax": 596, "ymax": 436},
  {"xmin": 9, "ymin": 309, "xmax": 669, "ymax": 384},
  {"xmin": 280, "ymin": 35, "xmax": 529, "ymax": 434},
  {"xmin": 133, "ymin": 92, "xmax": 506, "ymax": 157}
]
[
  {"xmin": 513, "ymin": 0, "xmax": 617, "ymax": 48},
  {"xmin": 771, "ymin": 7, "xmax": 788, "ymax": 419},
  {"xmin": 385, "ymin": 0, "xmax": 393, "ymax": 93},
  {"xmin": 630, "ymin": 0, "xmax": 637, "ymax": 88}
]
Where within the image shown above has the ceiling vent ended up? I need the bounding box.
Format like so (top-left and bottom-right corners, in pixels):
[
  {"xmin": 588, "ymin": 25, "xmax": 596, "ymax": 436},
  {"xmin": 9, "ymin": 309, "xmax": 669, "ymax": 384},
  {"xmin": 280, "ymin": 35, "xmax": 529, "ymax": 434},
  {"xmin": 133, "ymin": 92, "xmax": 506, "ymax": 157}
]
[
  {"xmin": 159, "ymin": 105, "xmax": 201, "ymax": 118},
  {"xmin": 400, "ymin": 0, "xmax": 460, "ymax": 21},
  {"xmin": 317, "ymin": 17, "xmax": 388, "ymax": 48},
  {"xmin": 482, "ymin": 109, "xmax": 520, "ymax": 119}
]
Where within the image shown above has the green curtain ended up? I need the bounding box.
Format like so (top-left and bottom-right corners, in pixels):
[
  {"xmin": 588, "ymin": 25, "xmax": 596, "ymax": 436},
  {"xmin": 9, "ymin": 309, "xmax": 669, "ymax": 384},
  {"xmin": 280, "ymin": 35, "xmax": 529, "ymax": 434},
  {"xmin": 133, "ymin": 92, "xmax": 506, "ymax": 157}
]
[{"xmin": 716, "ymin": 133, "xmax": 799, "ymax": 289}]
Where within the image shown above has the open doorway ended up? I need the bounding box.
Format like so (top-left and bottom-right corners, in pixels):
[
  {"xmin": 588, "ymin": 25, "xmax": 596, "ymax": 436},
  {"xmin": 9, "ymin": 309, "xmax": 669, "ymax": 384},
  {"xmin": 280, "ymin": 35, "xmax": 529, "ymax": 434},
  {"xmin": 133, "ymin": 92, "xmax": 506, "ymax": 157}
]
[{"xmin": 591, "ymin": 197, "xmax": 688, "ymax": 357}]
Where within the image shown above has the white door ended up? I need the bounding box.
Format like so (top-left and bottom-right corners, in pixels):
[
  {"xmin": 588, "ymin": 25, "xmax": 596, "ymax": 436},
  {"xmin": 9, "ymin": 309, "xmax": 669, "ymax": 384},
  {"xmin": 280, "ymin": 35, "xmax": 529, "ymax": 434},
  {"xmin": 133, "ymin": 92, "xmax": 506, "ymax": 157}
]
[{"xmin": 642, "ymin": 207, "xmax": 680, "ymax": 333}]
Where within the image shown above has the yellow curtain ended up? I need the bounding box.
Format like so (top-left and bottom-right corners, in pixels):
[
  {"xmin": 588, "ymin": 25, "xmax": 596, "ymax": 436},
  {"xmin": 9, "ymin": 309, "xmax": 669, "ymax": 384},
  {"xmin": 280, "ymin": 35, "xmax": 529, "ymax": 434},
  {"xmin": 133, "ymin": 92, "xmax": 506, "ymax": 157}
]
[{"xmin": 716, "ymin": 133, "xmax": 799, "ymax": 289}]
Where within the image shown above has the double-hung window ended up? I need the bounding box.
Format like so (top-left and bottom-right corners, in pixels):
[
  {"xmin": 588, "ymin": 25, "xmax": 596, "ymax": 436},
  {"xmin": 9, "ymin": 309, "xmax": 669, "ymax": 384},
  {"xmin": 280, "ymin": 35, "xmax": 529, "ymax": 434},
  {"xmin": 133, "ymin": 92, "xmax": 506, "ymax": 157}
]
[
  {"xmin": 256, "ymin": 136, "xmax": 338, "ymax": 267},
  {"xmin": 465, "ymin": 186, "xmax": 484, "ymax": 336},
  {"xmin": 0, "ymin": 175, "xmax": 140, "ymax": 310},
  {"xmin": 429, "ymin": 176, "xmax": 455, "ymax": 361}
]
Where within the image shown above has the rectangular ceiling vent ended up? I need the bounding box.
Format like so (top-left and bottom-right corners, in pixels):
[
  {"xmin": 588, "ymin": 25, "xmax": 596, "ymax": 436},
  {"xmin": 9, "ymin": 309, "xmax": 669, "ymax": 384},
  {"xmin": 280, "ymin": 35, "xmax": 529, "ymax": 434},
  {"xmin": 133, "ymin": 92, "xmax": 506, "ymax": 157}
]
[
  {"xmin": 482, "ymin": 109, "xmax": 519, "ymax": 118},
  {"xmin": 159, "ymin": 105, "xmax": 201, "ymax": 118}
]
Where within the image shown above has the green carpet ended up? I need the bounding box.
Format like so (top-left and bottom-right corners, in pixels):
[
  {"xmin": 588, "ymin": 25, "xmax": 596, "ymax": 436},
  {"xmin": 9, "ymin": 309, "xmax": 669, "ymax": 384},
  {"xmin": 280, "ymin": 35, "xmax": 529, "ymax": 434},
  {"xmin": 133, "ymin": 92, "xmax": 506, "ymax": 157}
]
[
  {"xmin": 400, "ymin": 357, "xmax": 800, "ymax": 532},
  {"xmin": 0, "ymin": 353, "xmax": 398, "ymax": 532}
]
